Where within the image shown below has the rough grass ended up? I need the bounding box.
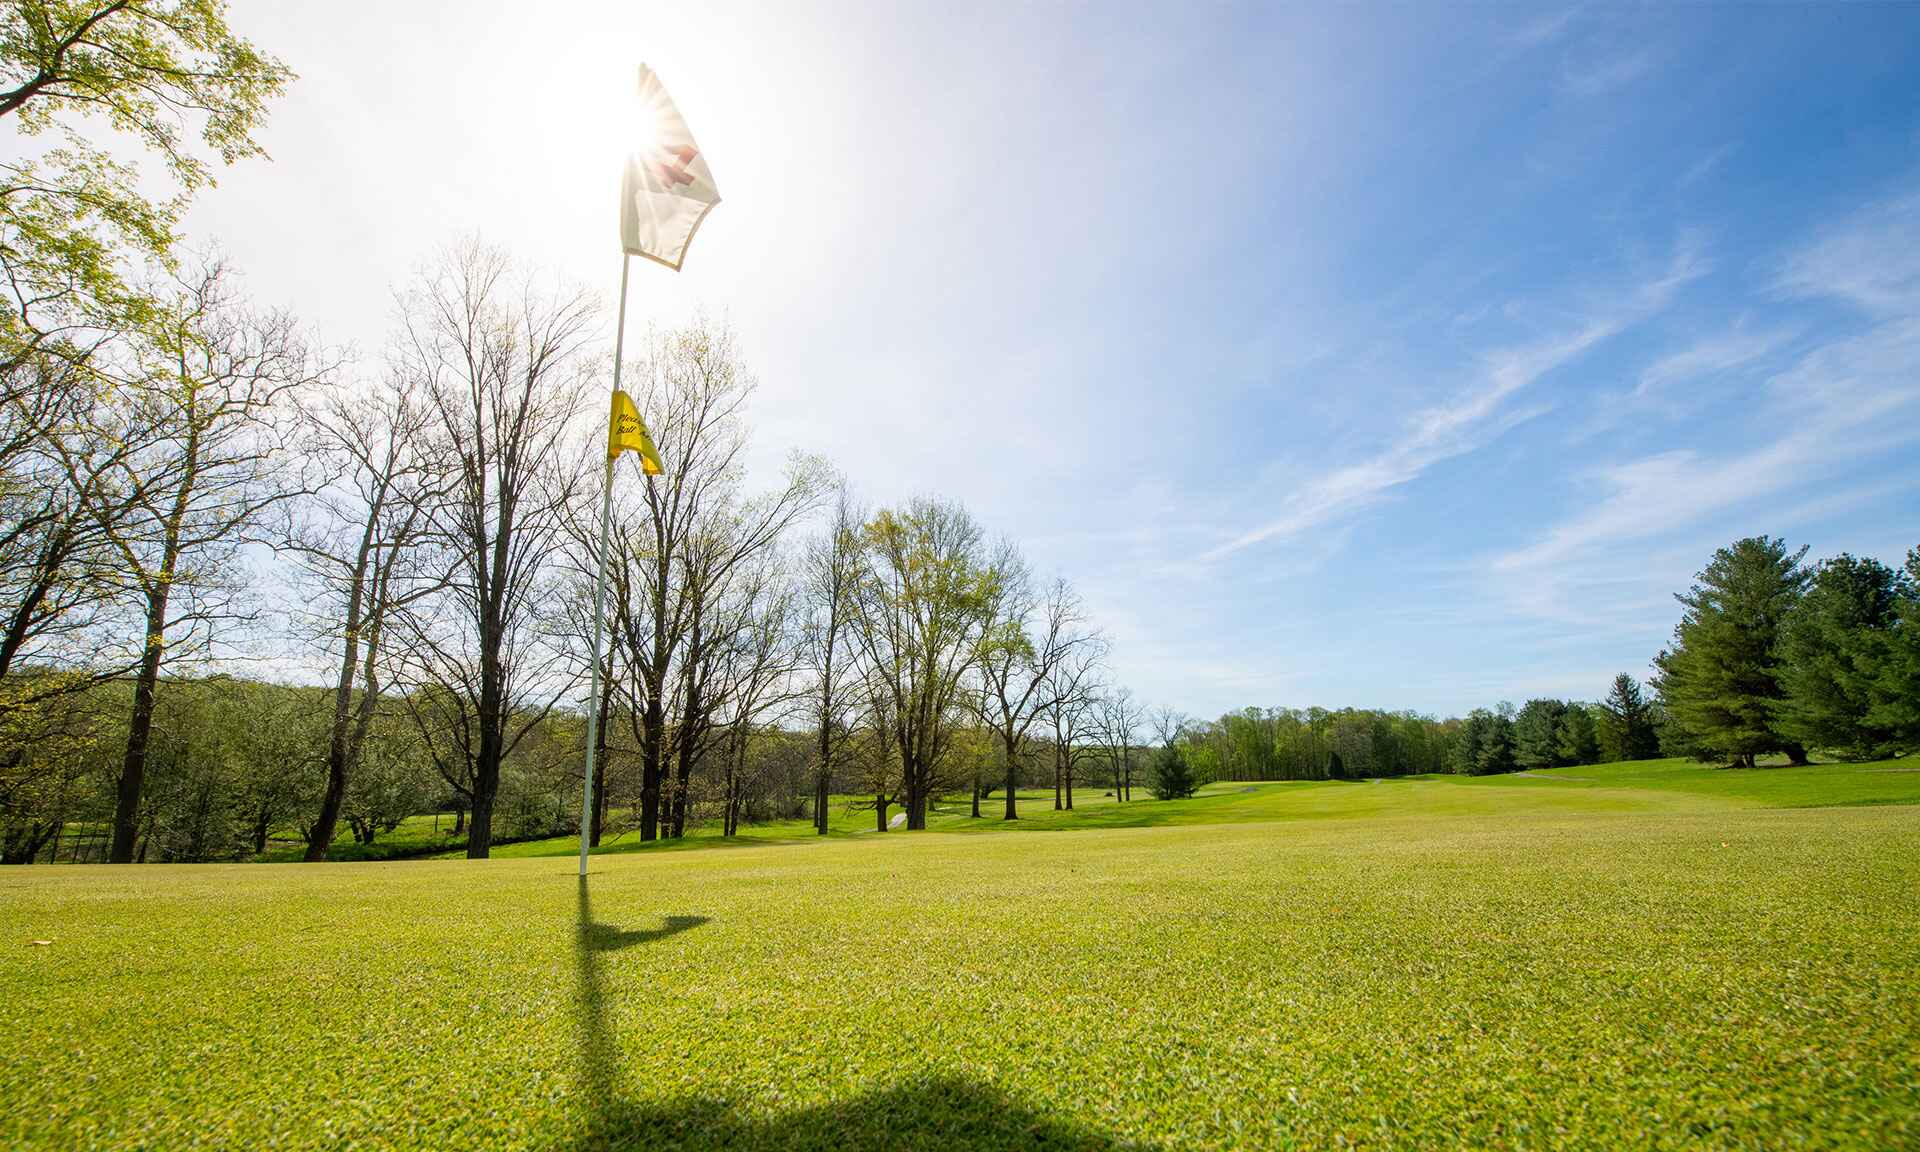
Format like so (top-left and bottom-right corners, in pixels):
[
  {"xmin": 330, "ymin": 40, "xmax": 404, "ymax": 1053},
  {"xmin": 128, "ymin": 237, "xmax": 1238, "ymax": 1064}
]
[{"xmin": 4, "ymin": 759, "xmax": 1918, "ymax": 1150}]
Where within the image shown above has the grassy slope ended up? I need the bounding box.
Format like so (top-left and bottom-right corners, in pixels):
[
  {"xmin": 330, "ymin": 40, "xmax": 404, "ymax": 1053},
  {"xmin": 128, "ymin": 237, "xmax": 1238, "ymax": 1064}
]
[
  {"xmin": 3, "ymin": 759, "xmax": 1918, "ymax": 1150},
  {"xmin": 483, "ymin": 754, "xmax": 1920, "ymax": 860}
]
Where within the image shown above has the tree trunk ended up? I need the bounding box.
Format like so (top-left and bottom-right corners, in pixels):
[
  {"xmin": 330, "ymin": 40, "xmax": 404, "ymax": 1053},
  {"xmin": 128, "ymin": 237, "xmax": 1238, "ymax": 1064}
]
[
  {"xmin": 589, "ymin": 754, "xmax": 607, "ymax": 846},
  {"xmin": 813, "ymin": 738, "xmax": 831, "ymax": 836},
  {"xmin": 468, "ymin": 721, "xmax": 501, "ymax": 859},
  {"xmin": 307, "ymin": 741, "xmax": 349, "ymax": 861},
  {"xmin": 905, "ymin": 749, "xmax": 928, "ymax": 829},
  {"xmin": 589, "ymin": 671, "xmax": 613, "ymax": 847},
  {"xmin": 671, "ymin": 749, "xmax": 694, "ymax": 838},
  {"xmin": 639, "ymin": 686, "xmax": 664, "ymax": 841},
  {"xmin": 970, "ymin": 771, "xmax": 981, "ymax": 818},
  {"xmin": 110, "ymin": 585, "xmax": 172, "ymax": 864},
  {"xmin": 1003, "ymin": 737, "xmax": 1019, "ymax": 821},
  {"xmin": 875, "ymin": 794, "xmax": 889, "ymax": 831},
  {"xmin": 813, "ymin": 664, "xmax": 835, "ymax": 834}
]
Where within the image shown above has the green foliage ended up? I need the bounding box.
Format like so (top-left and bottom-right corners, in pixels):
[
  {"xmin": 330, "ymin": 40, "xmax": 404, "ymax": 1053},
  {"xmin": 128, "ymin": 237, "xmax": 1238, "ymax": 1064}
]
[
  {"xmin": 4, "ymin": 762, "xmax": 1918, "ymax": 1148},
  {"xmin": 1600, "ymin": 673, "xmax": 1661, "ymax": 762},
  {"xmin": 1189, "ymin": 706, "xmax": 1453, "ymax": 781},
  {"xmin": 0, "ymin": 0, "xmax": 293, "ymax": 365},
  {"xmin": 1452, "ymin": 707, "xmax": 1518, "ymax": 775},
  {"xmin": 1555, "ymin": 705, "xmax": 1601, "ymax": 766},
  {"xmin": 1776, "ymin": 553, "xmax": 1909, "ymax": 759},
  {"xmin": 1149, "ymin": 741, "xmax": 1196, "ymax": 799},
  {"xmin": 1870, "ymin": 547, "xmax": 1920, "ymax": 751},
  {"xmin": 1513, "ymin": 698, "xmax": 1569, "ymax": 769},
  {"xmin": 0, "ymin": 670, "xmax": 109, "ymax": 862},
  {"xmin": 1653, "ymin": 536, "xmax": 1810, "ymax": 766}
]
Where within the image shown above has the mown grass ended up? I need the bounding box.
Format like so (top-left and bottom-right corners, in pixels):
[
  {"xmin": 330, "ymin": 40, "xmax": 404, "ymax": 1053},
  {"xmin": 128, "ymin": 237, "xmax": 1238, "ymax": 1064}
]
[
  {"xmin": 4, "ymin": 759, "xmax": 1917, "ymax": 1149},
  {"xmin": 256, "ymin": 813, "xmax": 469, "ymax": 862},
  {"xmin": 486, "ymin": 754, "xmax": 1920, "ymax": 859}
]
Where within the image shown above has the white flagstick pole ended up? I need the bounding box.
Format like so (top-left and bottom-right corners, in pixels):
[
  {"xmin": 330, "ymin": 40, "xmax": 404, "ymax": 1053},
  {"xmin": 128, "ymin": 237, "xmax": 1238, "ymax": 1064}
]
[{"xmin": 580, "ymin": 252, "xmax": 632, "ymax": 878}]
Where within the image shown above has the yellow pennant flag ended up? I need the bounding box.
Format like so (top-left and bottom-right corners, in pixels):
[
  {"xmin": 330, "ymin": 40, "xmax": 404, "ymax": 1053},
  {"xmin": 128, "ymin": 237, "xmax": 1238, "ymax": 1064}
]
[{"xmin": 608, "ymin": 390, "xmax": 663, "ymax": 473}]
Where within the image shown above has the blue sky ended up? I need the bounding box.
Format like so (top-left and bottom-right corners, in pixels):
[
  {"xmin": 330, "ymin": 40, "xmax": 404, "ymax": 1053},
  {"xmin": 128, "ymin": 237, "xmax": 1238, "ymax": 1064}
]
[{"xmin": 188, "ymin": 2, "xmax": 1920, "ymax": 718}]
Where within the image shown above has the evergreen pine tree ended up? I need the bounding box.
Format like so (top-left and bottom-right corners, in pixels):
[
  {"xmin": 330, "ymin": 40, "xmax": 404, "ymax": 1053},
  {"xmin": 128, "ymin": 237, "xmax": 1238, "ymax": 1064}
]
[
  {"xmin": 1652, "ymin": 537, "xmax": 1810, "ymax": 767},
  {"xmin": 1451, "ymin": 710, "xmax": 1489, "ymax": 775},
  {"xmin": 1475, "ymin": 707, "xmax": 1518, "ymax": 775},
  {"xmin": 1776, "ymin": 554, "xmax": 1907, "ymax": 759},
  {"xmin": 1869, "ymin": 546, "xmax": 1920, "ymax": 751},
  {"xmin": 1599, "ymin": 673, "xmax": 1660, "ymax": 761},
  {"xmin": 1514, "ymin": 698, "xmax": 1569, "ymax": 769},
  {"xmin": 1150, "ymin": 741, "xmax": 1197, "ymax": 799},
  {"xmin": 1555, "ymin": 706, "xmax": 1601, "ymax": 765}
]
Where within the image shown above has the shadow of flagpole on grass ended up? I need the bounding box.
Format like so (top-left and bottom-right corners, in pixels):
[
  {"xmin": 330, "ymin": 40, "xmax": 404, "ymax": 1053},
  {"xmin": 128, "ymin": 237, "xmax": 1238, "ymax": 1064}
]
[
  {"xmin": 574, "ymin": 876, "xmax": 708, "ymax": 1143},
  {"xmin": 571, "ymin": 880, "xmax": 1152, "ymax": 1151}
]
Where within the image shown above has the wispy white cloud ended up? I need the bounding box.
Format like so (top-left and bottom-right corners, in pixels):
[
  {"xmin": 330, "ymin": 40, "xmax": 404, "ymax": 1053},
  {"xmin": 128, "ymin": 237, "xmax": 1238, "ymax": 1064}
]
[
  {"xmin": 1678, "ymin": 143, "xmax": 1736, "ymax": 189},
  {"xmin": 1496, "ymin": 190, "xmax": 1920, "ymax": 619},
  {"xmin": 1202, "ymin": 250, "xmax": 1704, "ymax": 563},
  {"xmin": 1633, "ymin": 321, "xmax": 1793, "ymax": 400},
  {"xmin": 1510, "ymin": 9, "xmax": 1579, "ymax": 50},
  {"xmin": 1560, "ymin": 46, "xmax": 1659, "ymax": 98},
  {"xmin": 1490, "ymin": 374, "xmax": 1918, "ymax": 612},
  {"xmin": 1775, "ymin": 190, "xmax": 1920, "ymax": 316}
]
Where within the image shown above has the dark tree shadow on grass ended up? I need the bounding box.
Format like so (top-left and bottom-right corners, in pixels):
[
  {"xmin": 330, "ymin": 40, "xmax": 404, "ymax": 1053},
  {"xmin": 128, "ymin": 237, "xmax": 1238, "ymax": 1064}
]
[
  {"xmin": 573, "ymin": 880, "xmax": 1143, "ymax": 1151},
  {"xmin": 579, "ymin": 1076, "xmax": 1150, "ymax": 1151}
]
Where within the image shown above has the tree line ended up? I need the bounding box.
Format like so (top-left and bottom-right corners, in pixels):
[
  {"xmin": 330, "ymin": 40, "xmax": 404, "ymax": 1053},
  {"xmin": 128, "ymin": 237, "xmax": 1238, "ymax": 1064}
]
[
  {"xmin": 6, "ymin": 7, "xmax": 1915, "ymax": 867},
  {"xmin": 0, "ymin": 221, "xmax": 1181, "ymax": 863},
  {"xmin": 1165, "ymin": 670, "xmax": 1664, "ymax": 785},
  {"xmin": 1, "ymin": 3, "xmax": 1187, "ymax": 863},
  {"xmin": 1166, "ymin": 535, "xmax": 1920, "ymax": 785}
]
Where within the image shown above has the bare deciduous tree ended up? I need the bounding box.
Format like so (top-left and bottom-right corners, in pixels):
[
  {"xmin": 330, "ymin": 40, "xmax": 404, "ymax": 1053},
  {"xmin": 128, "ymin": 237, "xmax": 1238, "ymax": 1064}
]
[
  {"xmin": 1098, "ymin": 687, "xmax": 1147, "ymax": 802},
  {"xmin": 284, "ymin": 370, "xmax": 442, "ymax": 861},
  {"xmin": 976, "ymin": 552, "xmax": 1100, "ymax": 820},
  {"xmin": 1041, "ymin": 640, "xmax": 1106, "ymax": 811},
  {"xmin": 800, "ymin": 481, "xmax": 861, "ymax": 834},
  {"xmin": 72, "ymin": 259, "xmax": 321, "ymax": 863},
  {"xmin": 615, "ymin": 319, "xmax": 824, "ymax": 841},
  {"xmin": 395, "ymin": 239, "xmax": 595, "ymax": 859}
]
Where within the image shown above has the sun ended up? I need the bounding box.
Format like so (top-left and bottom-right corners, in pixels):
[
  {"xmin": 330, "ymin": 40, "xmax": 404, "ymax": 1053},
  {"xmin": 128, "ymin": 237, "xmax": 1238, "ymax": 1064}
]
[{"xmin": 633, "ymin": 105, "xmax": 662, "ymax": 157}]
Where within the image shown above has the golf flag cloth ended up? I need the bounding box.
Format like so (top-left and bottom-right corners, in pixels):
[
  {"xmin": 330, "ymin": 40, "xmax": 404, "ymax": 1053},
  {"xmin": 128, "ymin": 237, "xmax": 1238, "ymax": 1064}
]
[
  {"xmin": 608, "ymin": 390, "xmax": 663, "ymax": 473},
  {"xmin": 621, "ymin": 64, "xmax": 721, "ymax": 271}
]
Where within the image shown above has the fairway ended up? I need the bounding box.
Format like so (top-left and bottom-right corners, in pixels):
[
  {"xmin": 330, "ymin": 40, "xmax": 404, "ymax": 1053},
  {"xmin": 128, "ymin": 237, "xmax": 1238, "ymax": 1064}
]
[{"xmin": 5, "ymin": 761, "xmax": 1919, "ymax": 1150}]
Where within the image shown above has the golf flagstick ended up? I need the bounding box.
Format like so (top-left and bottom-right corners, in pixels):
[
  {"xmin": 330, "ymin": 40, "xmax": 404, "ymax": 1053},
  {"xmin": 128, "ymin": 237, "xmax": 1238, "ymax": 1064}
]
[
  {"xmin": 578, "ymin": 254, "xmax": 631, "ymax": 878},
  {"xmin": 580, "ymin": 62, "xmax": 717, "ymax": 877}
]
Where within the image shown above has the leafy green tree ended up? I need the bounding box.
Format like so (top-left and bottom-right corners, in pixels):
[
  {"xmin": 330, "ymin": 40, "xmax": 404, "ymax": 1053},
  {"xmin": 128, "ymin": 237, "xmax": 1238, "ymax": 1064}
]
[
  {"xmin": 1150, "ymin": 740, "xmax": 1196, "ymax": 800},
  {"xmin": 851, "ymin": 498, "xmax": 998, "ymax": 829},
  {"xmin": 0, "ymin": 669, "xmax": 108, "ymax": 862},
  {"xmin": 1555, "ymin": 705, "xmax": 1601, "ymax": 766},
  {"xmin": 1, "ymin": 0, "xmax": 292, "ymax": 370},
  {"xmin": 1776, "ymin": 554, "xmax": 1907, "ymax": 759},
  {"xmin": 1514, "ymin": 698, "xmax": 1568, "ymax": 769},
  {"xmin": 1599, "ymin": 673, "xmax": 1660, "ymax": 761},
  {"xmin": 1652, "ymin": 537, "xmax": 1810, "ymax": 767}
]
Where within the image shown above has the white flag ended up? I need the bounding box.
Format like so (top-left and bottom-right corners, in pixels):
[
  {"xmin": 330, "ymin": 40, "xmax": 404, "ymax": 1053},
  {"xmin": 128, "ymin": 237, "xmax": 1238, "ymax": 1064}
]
[{"xmin": 620, "ymin": 64, "xmax": 720, "ymax": 271}]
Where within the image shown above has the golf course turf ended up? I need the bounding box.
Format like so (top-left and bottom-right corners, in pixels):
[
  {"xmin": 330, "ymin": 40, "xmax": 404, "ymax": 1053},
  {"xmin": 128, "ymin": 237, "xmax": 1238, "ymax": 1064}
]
[{"xmin": 4, "ymin": 759, "xmax": 1918, "ymax": 1149}]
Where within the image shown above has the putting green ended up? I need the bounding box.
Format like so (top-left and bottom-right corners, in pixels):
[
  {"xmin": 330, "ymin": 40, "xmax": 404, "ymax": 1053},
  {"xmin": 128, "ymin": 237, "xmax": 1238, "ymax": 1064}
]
[{"xmin": 4, "ymin": 759, "xmax": 1917, "ymax": 1149}]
